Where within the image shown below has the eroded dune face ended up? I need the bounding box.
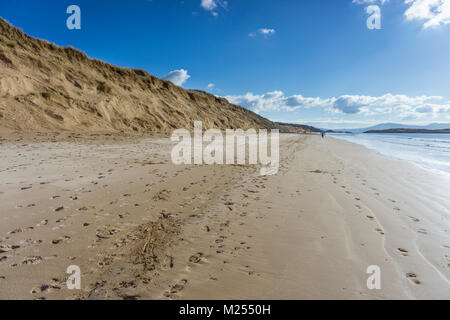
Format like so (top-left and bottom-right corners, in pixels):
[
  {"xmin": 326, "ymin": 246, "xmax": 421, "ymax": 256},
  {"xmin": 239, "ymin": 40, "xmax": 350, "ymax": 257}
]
[{"xmin": 0, "ymin": 18, "xmax": 284, "ymax": 134}]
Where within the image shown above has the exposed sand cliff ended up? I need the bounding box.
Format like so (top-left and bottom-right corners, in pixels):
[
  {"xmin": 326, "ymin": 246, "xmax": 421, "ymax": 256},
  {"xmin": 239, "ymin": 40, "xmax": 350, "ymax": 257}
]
[{"xmin": 0, "ymin": 18, "xmax": 304, "ymax": 134}]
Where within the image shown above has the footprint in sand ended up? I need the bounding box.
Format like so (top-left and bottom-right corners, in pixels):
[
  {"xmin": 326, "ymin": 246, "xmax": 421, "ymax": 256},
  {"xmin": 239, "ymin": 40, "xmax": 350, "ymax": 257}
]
[
  {"xmin": 406, "ymin": 273, "xmax": 421, "ymax": 285},
  {"xmin": 171, "ymin": 279, "xmax": 188, "ymax": 293},
  {"xmin": 37, "ymin": 219, "xmax": 48, "ymax": 227},
  {"xmin": 0, "ymin": 244, "xmax": 20, "ymax": 253},
  {"xmin": 366, "ymin": 216, "xmax": 375, "ymax": 221},
  {"xmin": 241, "ymin": 265, "xmax": 257, "ymax": 276},
  {"xmin": 409, "ymin": 216, "xmax": 420, "ymax": 222},
  {"xmin": 22, "ymin": 256, "xmax": 43, "ymax": 265},
  {"xmin": 30, "ymin": 279, "xmax": 63, "ymax": 294},
  {"xmin": 397, "ymin": 248, "xmax": 408, "ymax": 256},
  {"xmin": 95, "ymin": 226, "xmax": 120, "ymax": 241},
  {"xmin": 418, "ymin": 229, "xmax": 428, "ymax": 235},
  {"xmin": 375, "ymin": 228, "xmax": 385, "ymax": 235},
  {"xmin": 118, "ymin": 280, "xmax": 137, "ymax": 289},
  {"xmin": 8, "ymin": 228, "xmax": 23, "ymax": 235},
  {"xmin": 188, "ymin": 253, "xmax": 204, "ymax": 264},
  {"xmin": 163, "ymin": 279, "xmax": 188, "ymax": 298},
  {"xmin": 153, "ymin": 189, "xmax": 171, "ymax": 201},
  {"xmin": 51, "ymin": 235, "xmax": 71, "ymax": 245}
]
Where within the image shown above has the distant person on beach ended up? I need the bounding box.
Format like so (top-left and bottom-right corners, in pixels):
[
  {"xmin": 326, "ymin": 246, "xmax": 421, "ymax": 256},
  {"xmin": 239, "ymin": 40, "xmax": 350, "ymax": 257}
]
[{"xmin": 321, "ymin": 132, "xmax": 325, "ymax": 138}]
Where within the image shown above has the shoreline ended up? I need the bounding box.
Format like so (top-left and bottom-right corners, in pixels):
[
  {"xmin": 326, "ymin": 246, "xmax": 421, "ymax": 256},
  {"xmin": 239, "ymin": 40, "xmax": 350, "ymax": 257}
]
[
  {"xmin": 328, "ymin": 133, "xmax": 450, "ymax": 177},
  {"xmin": 0, "ymin": 134, "xmax": 449, "ymax": 299}
]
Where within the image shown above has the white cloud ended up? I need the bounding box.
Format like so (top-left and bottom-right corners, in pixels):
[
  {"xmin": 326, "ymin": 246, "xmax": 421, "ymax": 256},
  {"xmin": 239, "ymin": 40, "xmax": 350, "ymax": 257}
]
[
  {"xmin": 207, "ymin": 83, "xmax": 215, "ymax": 89},
  {"xmin": 330, "ymin": 94, "xmax": 443, "ymax": 115},
  {"xmin": 226, "ymin": 91, "xmax": 332, "ymax": 113},
  {"xmin": 201, "ymin": 0, "xmax": 217, "ymax": 11},
  {"xmin": 225, "ymin": 91, "xmax": 449, "ymax": 120},
  {"xmin": 201, "ymin": 0, "xmax": 227, "ymax": 15},
  {"xmin": 258, "ymin": 28, "xmax": 276, "ymax": 36},
  {"xmin": 163, "ymin": 69, "xmax": 191, "ymax": 86},
  {"xmin": 248, "ymin": 28, "xmax": 276, "ymax": 38},
  {"xmin": 404, "ymin": 0, "xmax": 450, "ymax": 28}
]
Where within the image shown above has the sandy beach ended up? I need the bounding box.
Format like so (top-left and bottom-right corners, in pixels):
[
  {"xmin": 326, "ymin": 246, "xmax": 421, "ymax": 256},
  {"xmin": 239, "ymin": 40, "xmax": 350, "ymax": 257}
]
[{"xmin": 0, "ymin": 133, "xmax": 449, "ymax": 300}]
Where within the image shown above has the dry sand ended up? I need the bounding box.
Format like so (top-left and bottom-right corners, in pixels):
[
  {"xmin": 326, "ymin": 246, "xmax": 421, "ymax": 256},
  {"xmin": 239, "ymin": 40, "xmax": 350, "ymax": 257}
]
[{"xmin": 0, "ymin": 133, "xmax": 449, "ymax": 300}]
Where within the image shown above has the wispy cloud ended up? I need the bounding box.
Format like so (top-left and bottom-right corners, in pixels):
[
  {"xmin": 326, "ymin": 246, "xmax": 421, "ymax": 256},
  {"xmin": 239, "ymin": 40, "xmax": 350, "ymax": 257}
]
[
  {"xmin": 259, "ymin": 28, "xmax": 276, "ymax": 35},
  {"xmin": 163, "ymin": 69, "xmax": 191, "ymax": 86},
  {"xmin": 248, "ymin": 28, "xmax": 276, "ymax": 37}
]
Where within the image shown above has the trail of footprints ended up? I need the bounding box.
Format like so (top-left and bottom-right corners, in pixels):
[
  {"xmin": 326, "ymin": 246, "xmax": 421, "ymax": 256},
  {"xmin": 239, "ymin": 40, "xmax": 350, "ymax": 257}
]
[
  {"xmin": 161, "ymin": 173, "xmax": 265, "ymax": 299},
  {"xmin": 0, "ymin": 161, "xmax": 172, "ymax": 298},
  {"xmin": 329, "ymin": 169, "xmax": 438, "ymax": 286}
]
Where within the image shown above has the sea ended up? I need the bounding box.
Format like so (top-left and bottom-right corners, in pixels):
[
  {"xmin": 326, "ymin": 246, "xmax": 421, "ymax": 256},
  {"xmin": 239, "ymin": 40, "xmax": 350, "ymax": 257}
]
[{"xmin": 329, "ymin": 133, "xmax": 450, "ymax": 175}]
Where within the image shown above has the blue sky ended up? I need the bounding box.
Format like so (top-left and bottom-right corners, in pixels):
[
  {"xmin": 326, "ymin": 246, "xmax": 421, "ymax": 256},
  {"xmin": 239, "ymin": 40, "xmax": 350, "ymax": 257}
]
[{"xmin": 1, "ymin": 0, "xmax": 450, "ymax": 128}]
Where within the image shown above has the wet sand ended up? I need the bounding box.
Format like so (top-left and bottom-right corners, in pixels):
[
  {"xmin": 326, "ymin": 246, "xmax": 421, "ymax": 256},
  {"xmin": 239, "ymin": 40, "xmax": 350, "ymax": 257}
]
[{"xmin": 0, "ymin": 133, "xmax": 449, "ymax": 299}]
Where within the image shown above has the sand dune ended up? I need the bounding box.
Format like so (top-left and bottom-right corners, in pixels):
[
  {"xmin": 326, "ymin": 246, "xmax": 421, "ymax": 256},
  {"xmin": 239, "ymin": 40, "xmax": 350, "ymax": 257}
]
[{"xmin": 0, "ymin": 18, "xmax": 306, "ymax": 134}]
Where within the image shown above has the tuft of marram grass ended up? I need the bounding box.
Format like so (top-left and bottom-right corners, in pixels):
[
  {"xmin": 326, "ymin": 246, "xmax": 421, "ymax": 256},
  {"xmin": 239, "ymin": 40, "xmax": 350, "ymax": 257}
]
[{"xmin": 97, "ymin": 82, "xmax": 112, "ymax": 94}]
